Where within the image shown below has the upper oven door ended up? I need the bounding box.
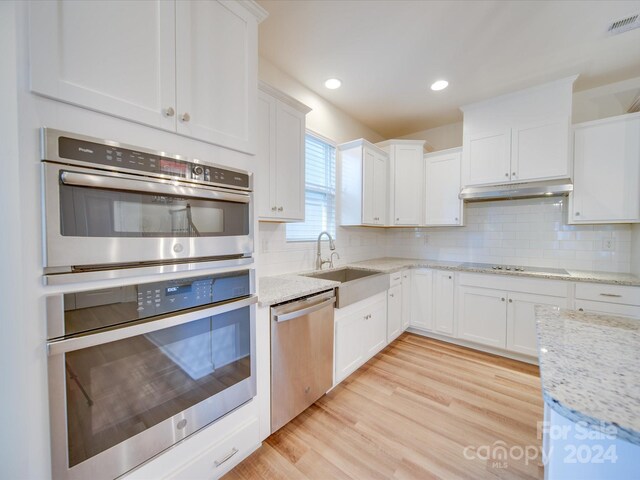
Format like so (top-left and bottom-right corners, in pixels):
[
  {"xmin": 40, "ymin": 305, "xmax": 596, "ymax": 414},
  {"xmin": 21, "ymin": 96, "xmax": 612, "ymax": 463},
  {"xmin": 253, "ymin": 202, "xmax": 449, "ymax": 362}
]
[{"xmin": 43, "ymin": 162, "xmax": 254, "ymax": 270}]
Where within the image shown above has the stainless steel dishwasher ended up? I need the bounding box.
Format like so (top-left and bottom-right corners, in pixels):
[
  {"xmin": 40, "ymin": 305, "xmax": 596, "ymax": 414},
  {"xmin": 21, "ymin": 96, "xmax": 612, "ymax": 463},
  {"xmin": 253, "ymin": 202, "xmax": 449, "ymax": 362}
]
[{"xmin": 270, "ymin": 289, "xmax": 335, "ymax": 433}]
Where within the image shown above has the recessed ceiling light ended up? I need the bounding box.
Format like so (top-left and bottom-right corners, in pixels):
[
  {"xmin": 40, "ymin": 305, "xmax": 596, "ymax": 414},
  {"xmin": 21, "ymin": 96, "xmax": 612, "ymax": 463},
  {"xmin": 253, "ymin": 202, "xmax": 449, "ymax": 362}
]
[
  {"xmin": 324, "ymin": 78, "xmax": 342, "ymax": 90},
  {"xmin": 430, "ymin": 80, "xmax": 449, "ymax": 91}
]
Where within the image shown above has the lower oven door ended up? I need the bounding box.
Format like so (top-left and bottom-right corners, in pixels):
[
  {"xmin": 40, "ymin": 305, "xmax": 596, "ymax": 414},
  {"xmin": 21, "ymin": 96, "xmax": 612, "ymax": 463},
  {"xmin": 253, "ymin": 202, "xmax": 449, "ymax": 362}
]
[
  {"xmin": 47, "ymin": 295, "xmax": 257, "ymax": 480},
  {"xmin": 42, "ymin": 162, "xmax": 253, "ymax": 270}
]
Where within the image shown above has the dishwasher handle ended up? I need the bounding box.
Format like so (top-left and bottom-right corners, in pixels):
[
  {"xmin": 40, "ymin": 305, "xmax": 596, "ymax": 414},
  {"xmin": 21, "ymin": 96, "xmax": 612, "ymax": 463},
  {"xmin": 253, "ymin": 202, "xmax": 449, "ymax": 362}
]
[{"xmin": 273, "ymin": 296, "xmax": 335, "ymax": 322}]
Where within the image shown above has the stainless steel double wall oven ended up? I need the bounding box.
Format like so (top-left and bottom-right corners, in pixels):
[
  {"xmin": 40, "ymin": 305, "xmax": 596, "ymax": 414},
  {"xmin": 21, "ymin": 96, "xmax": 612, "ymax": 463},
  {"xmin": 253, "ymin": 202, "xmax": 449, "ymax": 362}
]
[{"xmin": 41, "ymin": 129, "xmax": 257, "ymax": 480}]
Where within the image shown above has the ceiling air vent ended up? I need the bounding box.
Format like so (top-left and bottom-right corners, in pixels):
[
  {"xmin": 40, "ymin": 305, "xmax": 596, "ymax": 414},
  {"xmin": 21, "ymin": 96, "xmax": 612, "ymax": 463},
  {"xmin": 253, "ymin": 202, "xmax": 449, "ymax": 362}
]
[{"xmin": 607, "ymin": 13, "xmax": 640, "ymax": 36}]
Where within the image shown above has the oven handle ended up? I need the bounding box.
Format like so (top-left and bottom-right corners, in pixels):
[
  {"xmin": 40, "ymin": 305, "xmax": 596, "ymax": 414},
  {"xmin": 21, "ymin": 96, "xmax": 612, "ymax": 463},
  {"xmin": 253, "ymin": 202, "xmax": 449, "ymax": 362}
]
[
  {"xmin": 60, "ymin": 170, "xmax": 251, "ymax": 204},
  {"xmin": 47, "ymin": 295, "xmax": 258, "ymax": 356}
]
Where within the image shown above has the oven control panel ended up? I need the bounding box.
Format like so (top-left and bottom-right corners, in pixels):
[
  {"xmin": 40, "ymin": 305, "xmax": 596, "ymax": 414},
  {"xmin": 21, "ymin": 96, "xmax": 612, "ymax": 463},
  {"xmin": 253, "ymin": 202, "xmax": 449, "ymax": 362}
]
[
  {"xmin": 47, "ymin": 130, "xmax": 250, "ymax": 190},
  {"xmin": 61, "ymin": 270, "xmax": 252, "ymax": 338}
]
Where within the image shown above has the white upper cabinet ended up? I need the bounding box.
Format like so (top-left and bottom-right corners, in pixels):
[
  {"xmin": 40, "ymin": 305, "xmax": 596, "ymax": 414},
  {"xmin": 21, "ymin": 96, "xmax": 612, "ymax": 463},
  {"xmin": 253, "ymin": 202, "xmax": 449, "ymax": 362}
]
[
  {"xmin": 424, "ymin": 147, "xmax": 463, "ymax": 226},
  {"xmin": 339, "ymin": 139, "xmax": 388, "ymax": 226},
  {"xmin": 377, "ymin": 140, "xmax": 425, "ymax": 226},
  {"xmin": 175, "ymin": 0, "xmax": 259, "ymax": 153},
  {"xmin": 570, "ymin": 112, "xmax": 640, "ymax": 224},
  {"xmin": 29, "ymin": 0, "xmax": 266, "ymax": 154},
  {"xmin": 29, "ymin": 0, "xmax": 176, "ymax": 131},
  {"xmin": 256, "ymin": 84, "xmax": 309, "ymax": 222},
  {"xmin": 461, "ymin": 76, "xmax": 576, "ymax": 187}
]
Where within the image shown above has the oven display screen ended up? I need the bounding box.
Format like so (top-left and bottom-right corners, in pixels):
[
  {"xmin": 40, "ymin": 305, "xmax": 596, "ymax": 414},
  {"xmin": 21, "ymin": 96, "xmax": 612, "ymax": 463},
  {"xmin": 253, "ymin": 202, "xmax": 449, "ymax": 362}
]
[
  {"xmin": 166, "ymin": 284, "xmax": 192, "ymax": 296},
  {"xmin": 159, "ymin": 159, "xmax": 188, "ymax": 177}
]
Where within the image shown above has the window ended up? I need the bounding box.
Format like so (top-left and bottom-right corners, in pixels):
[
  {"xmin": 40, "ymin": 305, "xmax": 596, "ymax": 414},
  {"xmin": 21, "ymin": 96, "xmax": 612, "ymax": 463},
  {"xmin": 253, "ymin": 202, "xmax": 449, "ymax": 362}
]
[{"xmin": 286, "ymin": 133, "xmax": 336, "ymax": 242}]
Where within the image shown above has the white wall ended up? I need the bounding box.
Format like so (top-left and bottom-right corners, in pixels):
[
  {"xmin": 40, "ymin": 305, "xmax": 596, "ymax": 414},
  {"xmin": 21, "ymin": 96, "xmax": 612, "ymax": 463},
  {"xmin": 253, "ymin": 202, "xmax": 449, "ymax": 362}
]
[
  {"xmin": 387, "ymin": 197, "xmax": 632, "ymax": 273},
  {"xmin": 399, "ymin": 121, "xmax": 463, "ymax": 151},
  {"xmin": 259, "ymin": 57, "xmax": 385, "ymax": 144},
  {"xmin": 0, "ymin": 2, "xmax": 29, "ymax": 478},
  {"xmin": 257, "ymin": 56, "xmax": 388, "ymax": 277},
  {"xmin": 632, "ymin": 224, "xmax": 640, "ymax": 277}
]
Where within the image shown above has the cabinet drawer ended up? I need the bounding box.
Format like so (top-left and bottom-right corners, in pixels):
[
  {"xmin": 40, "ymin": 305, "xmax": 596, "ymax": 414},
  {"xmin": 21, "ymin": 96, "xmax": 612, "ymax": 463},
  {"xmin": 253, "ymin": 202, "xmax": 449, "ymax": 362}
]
[
  {"xmin": 458, "ymin": 272, "xmax": 568, "ymax": 297},
  {"xmin": 575, "ymin": 283, "xmax": 640, "ymax": 306},
  {"xmin": 167, "ymin": 417, "xmax": 259, "ymax": 480},
  {"xmin": 575, "ymin": 300, "xmax": 640, "ymax": 319},
  {"xmin": 390, "ymin": 271, "xmax": 403, "ymax": 287}
]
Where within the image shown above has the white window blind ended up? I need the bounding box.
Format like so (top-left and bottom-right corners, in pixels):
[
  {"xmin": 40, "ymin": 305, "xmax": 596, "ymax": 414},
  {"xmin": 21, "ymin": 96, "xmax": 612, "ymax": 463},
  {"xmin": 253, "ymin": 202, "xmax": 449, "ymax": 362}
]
[{"xmin": 286, "ymin": 133, "xmax": 336, "ymax": 242}]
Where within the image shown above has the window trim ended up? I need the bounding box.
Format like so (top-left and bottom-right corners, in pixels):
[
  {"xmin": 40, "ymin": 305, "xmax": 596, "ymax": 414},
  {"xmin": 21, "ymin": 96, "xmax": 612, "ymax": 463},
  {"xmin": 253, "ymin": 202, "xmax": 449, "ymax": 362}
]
[{"xmin": 285, "ymin": 129, "xmax": 337, "ymax": 244}]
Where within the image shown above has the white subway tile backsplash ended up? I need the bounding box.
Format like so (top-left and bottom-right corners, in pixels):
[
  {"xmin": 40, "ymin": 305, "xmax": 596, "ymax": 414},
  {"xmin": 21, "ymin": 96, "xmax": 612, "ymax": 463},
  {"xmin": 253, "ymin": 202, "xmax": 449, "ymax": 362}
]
[{"xmin": 258, "ymin": 197, "xmax": 633, "ymax": 276}]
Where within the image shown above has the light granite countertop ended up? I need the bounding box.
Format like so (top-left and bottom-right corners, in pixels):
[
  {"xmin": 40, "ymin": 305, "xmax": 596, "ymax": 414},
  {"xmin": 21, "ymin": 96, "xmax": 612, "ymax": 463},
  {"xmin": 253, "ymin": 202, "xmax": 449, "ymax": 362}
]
[
  {"xmin": 535, "ymin": 306, "xmax": 640, "ymax": 445},
  {"xmin": 258, "ymin": 257, "xmax": 639, "ymax": 307}
]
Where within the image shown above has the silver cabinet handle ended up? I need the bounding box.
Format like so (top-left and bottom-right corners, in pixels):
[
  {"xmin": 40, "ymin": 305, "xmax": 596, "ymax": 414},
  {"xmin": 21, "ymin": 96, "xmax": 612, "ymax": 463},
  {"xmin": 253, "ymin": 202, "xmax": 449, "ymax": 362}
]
[
  {"xmin": 508, "ymin": 298, "xmax": 513, "ymax": 303},
  {"xmin": 454, "ymin": 217, "xmax": 459, "ymax": 222},
  {"xmin": 505, "ymin": 173, "xmax": 509, "ymax": 177},
  {"xmin": 501, "ymin": 297, "xmax": 506, "ymax": 302},
  {"xmin": 163, "ymin": 107, "xmax": 175, "ymax": 117},
  {"xmin": 278, "ymin": 206, "xmax": 283, "ymax": 212},
  {"xmin": 273, "ymin": 297, "xmax": 335, "ymax": 322},
  {"xmin": 578, "ymin": 308, "xmax": 584, "ymax": 312},
  {"xmin": 599, "ymin": 293, "xmax": 622, "ymax": 298},
  {"xmin": 575, "ymin": 212, "xmax": 581, "ymax": 216},
  {"xmin": 512, "ymin": 172, "xmax": 516, "ymax": 177},
  {"xmin": 180, "ymin": 112, "xmax": 191, "ymax": 122},
  {"xmin": 396, "ymin": 217, "xmax": 400, "ymax": 221},
  {"xmin": 448, "ymin": 275, "xmax": 452, "ymax": 279},
  {"xmin": 271, "ymin": 206, "xmax": 277, "ymax": 211},
  {"xmin": 390, "ymin": 293, "xmax": 395, "ymax": 298},
  {"xmin": 214, "ymin": 447, "xmax": 239, "ymax": 467}
]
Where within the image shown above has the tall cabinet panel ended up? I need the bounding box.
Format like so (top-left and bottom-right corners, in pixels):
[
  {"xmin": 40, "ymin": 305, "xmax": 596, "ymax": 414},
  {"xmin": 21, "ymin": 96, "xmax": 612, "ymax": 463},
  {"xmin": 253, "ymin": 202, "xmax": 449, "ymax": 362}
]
[
  {"xmin": 424, "ymin": 148, "xmax": 463, "ymax": 226},
  {"xmin": 256, "ymin": 83, "xmax": 310, "ymax": 222},
  {"xmin": 410, "ymin": 269, "xmax": 434, "ymax": 331},
  {"xmin": 175, "ymin": 0, "xmax": 258, "ymax": 153},
  {"xmin": 570, "ymin": 113, "xmax": 640, "ymax": 224},
  {"xmin": 378, "ymin": 140, "xmax": 426, "ymax": 226},
  {"xmin": 29, "ymin": 0, "xmax": 176, "ymax": 130}
]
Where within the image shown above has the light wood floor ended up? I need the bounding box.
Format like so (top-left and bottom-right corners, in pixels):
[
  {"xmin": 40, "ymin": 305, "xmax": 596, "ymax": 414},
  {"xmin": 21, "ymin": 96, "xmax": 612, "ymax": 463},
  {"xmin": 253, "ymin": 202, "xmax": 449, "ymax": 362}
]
[{"xmin": 224, "ymin": 333, "xmax": 544, "ymax": 480}]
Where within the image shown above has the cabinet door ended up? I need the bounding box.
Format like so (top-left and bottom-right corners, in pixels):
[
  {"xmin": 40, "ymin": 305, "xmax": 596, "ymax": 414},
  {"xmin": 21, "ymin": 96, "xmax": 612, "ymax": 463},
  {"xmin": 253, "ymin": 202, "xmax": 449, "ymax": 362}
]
[
  {"xmin": 256, "ymin": 91, "xmax": 277, "ymax": 219},
  {"xmin": 387, "ymin": 285, "xmax": 402, "ymax": 342},
  {"xmin": 571, "ymin": 115, "xmax": 640, "ymax": 223},
  {"xmin": 175, "ymin": 0, "xmax": 257, "ymax": 153},
  {"xmin": 410, "ymin": 269, "xmax": 433, "ymax": 331},
  {"xmin": 425, "ymin": 151, "xmax": 462, "ymax": 226},
  {"xmin": 363, "ymin": 298, "xmax": 388, "ymax": 359},
  {"xmin": 335, "ymin": 314, "xmax": 364, "ymax": 384},
  {"xmin": 506, "ymin": 292, "xmax": 567, "ymax": 356},
  {"xmin": 392, "ymin": 146, "xmax": 423, "ymax": 225},
  {"xmin": 511, "ymin": 118, "xmax": 570, "ymax": 182},
  {"xmin": 401, "ymin": 271, "xmax": 412, "ymax": 330},
  {"xmin": 373, "ymin": 151, "xmax": 388, "ymax": 225},
  {"xmin": 462, "ymin": 129, "xmax": 511, "ymax": 186},
  {"xmin": 362, "ymin": 148, "xmax": 377, "ymax": 224},
  {"xmin": 457, "ymin": 286, "xmax": 507, "ymax": 348},
  {"xmin": 274, "ymin": 101, "xmax": 305, "ymax": 221},
  {"xmin": 434, "ymin": 271, "xmax": 455, "ymax": 336},
  {"xmin": 29, "ymin": 0, "xmax": 176, "ymax": 130}
]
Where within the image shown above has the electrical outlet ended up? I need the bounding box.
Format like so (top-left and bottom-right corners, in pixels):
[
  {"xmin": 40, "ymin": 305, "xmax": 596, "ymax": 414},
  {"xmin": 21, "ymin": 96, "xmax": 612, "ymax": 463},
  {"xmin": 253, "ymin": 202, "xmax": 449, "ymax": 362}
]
[{"xmin": 602, "ymin": 238, "xmax": 614, "ymax": 251}]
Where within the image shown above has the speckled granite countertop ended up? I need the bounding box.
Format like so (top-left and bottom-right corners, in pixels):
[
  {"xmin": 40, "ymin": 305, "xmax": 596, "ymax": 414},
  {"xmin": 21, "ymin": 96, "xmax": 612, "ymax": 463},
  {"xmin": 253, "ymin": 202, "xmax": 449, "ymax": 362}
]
[
  {"xmin": 259, "ymin": 257, "xmax": 639, "ymax": 307},
  {"xmin": 348, "ymin": 257, "xmax": 640, "ymax": 286},
  {"xmin": 258, "ymin": 274, "xmax": 339, "ymax": 307},
  {"xmin": 535, "ymin": 306, "xmax": 640, "ymax": 445}
]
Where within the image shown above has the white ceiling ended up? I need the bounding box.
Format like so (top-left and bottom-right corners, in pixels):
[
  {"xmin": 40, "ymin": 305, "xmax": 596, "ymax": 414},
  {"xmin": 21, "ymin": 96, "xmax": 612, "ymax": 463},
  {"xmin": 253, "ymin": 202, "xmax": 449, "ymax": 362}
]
[{"xmin": 258, "ymin": 0, "xmax": 640, "ymax": 138}]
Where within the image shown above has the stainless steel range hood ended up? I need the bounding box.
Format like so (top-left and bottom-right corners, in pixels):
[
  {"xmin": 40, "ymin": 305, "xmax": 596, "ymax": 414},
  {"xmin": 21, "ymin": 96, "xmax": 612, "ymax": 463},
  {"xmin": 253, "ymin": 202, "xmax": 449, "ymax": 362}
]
[{"xmin": 459, "ymin": 179, "xmax": 573, "ymax": 202}]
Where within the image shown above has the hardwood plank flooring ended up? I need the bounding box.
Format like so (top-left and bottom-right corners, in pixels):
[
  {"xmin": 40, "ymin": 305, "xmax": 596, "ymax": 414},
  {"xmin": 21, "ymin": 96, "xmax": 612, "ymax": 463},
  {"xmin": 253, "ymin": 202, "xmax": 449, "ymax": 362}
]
[{"xmin": 224, "ymin": 333, "xmax": 544, "ymax": 480}]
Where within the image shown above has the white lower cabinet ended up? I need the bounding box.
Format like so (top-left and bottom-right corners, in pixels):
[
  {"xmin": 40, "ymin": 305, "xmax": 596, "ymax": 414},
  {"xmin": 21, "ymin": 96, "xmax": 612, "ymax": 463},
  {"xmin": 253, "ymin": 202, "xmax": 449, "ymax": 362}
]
[
  {"xmin": 457, "ymin": 286, "xmax": 507, "ymax": 348},
  {"xmin": 458, "ymin": 284, "xmax": 568, "ymax": 353},
  {"xmin": 433, "ymin": 271, "xmax": 455, "ymax": 335},
  {"xmin": 334, "ymin": 292, "xmax": 388, "ymax": 384},
  {"xmin": 166, "ymin": 417, "xmax": 259, "ymax": 480},
  {"xmin": 410, "ymin": 269, "xmax": 434, "ymax": 330},
  {"xmin": 574, "ymin": 282, "xmax": 640, "ymax": 318},
  {"xmin": 401, "ymin": 270, "xmax": 412, "ymax": 330},
  {"xmin": 387, "ymin": 284, "xmax": 402, "ymax": 342},
  {"xmin": 506, "ymin": 292, "xmax": 567, "ymax": 356}
]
